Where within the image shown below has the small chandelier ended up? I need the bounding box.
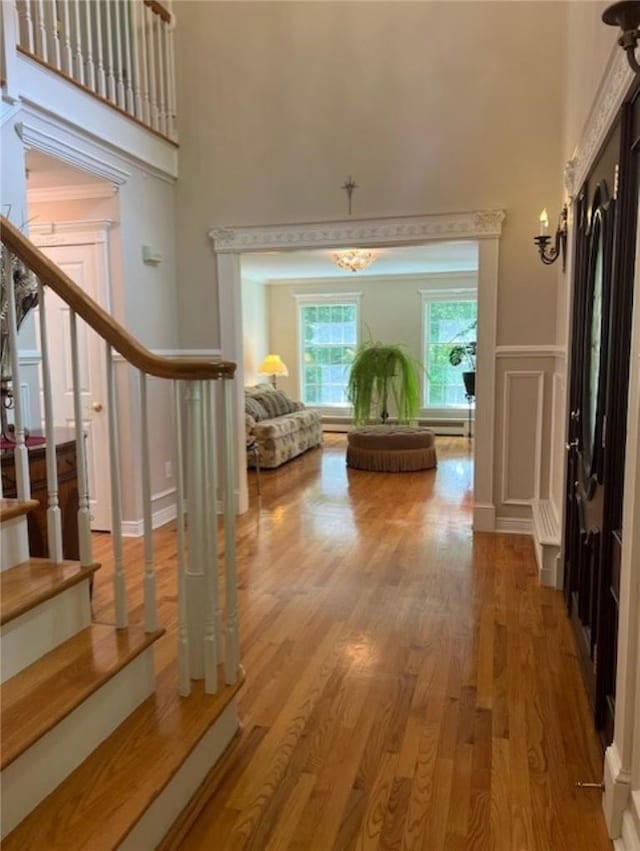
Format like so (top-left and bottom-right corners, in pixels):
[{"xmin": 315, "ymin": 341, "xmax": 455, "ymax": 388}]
[{"xmin": 332, "ymin": 248, "xmax": 376, "ymax": 273}]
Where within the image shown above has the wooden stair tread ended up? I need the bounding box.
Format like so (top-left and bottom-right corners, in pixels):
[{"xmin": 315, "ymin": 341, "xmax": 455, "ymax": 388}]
[
  {"xmin": 1, "ymin": 558, "xmax": 101, "ymax": 626},
  {"xmin": 0, "ymin": 498, "xmax": 38, "ymax": 524},
  {"xmin": 1, "ymin": 623, "xmax": 164, "ymax": 770},
  {"xmin": 4, "ymin": 663, "xmax": 244, "ymax": 850}
]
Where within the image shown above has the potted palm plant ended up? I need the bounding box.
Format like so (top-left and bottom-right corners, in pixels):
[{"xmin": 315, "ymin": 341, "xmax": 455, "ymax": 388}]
[{"xmin": 347, "ymin": 341, "xmax": 420, "ymax": 425}]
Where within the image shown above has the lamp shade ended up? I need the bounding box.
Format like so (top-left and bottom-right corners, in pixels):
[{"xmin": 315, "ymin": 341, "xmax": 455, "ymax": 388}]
[{"xmin": 257, "ymin": 354, "xmax": 289, "ymax": 378}]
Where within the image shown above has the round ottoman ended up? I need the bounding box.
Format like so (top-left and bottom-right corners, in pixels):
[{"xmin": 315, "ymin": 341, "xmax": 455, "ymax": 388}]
[{"xmin": 346, "ymin": 425, "xmax": 437, "ymax": 472}]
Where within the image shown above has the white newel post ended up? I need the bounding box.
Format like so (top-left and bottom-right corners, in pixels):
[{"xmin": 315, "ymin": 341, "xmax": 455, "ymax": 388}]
[
  {"xmin": 37, "ymin": 282, "xmax": 63, "ymax": 563},
  {"xmin": 107, "ymin": 343, "xmax": 127, "ymax": 629},
  {"xmin": 174, "ymin": 381, "xmax": 190, "ymax": 695},
  {"xmin": 139, "ymin": 371, "xmax": 158, "ymax": 633},
  {"xmin": 69, "ymin": 312, "xmax": 92, "ymax": 566},
  {"xmin": 1, "ymin": 0, "xmax": 21, "ymax": 102},
  {"xmin": 185, "ymin": 380, "xmax": 206, "ymax": 680},
  {"xmin": 222, "ymin": 377, "xmax": 239, "ymax": 684},
  {"xmin": 202, "ymin": 381, "xmax": 219, "ymax": 694},
  {"xmin": 4, "ymin": 251, "xmax": 30, "ymax": 501}
]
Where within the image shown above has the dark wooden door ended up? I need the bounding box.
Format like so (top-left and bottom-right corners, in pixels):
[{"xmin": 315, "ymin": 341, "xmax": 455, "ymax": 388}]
[{"xmin": 563, "ymin": 89, "xmax": 639, "ymax": 746}]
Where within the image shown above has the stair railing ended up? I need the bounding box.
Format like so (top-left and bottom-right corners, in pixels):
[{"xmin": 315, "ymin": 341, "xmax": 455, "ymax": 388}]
[
  {"xmin": 12, "ymin": 0, "xmax": 177, "ymax": 142},
  {"xmin": 0, "ymin": 215, "xmax": 238, "ymax": 695}
]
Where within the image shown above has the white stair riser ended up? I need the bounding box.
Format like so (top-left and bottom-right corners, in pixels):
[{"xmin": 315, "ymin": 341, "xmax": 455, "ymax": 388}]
[
  {"xmin": 1, "ymin": 580, "xmax": 92, "ymax": 683},
  {"xmin": 1, "ymin": 516, "xmax": 29, "ymax": 572},
  {"xmin": 1, "ymin": 647, "xmax": 156, "ymax": 839},
  {"xmin": 119, "ymin": 698, "xmax": 239, "ymax": 851}
]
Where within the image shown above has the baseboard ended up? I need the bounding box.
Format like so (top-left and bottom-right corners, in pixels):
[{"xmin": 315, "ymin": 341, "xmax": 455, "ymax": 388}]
[
  {"xmin": 473, "ymin": 502, "xmax": 496, "ymax": 532},
  {"xmin": 495, "ymin": 516, "xmax": 533, "ymax": 535},
  {"xmin": 121, "ymin": 503, "xmax": 177, "ymax": 538},
  {"xmin": 119, "ymin": 698, "xmax": 240, "ymax": 851},
  {"xmin": 615, "ymin": 809, "xmax": 640, "ymax": 851}
]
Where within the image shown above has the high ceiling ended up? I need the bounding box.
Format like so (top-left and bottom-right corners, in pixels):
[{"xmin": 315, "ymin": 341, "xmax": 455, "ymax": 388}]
[{"xmin": 241, "ymin": 240, "xmax": 478, "ymax": 283}]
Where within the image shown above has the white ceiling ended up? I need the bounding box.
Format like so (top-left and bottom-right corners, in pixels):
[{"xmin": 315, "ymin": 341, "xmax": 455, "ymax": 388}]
[{"xmin": 241, "ymin": 241, "xmax": 478, "ymax": 283}]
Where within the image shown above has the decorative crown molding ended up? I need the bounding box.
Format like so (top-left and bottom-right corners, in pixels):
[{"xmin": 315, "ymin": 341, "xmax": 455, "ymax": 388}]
[
  {"xmin": 567, "ymin": 43, "xmax": 634, "ymax": 199},
  {"xmin": 209, "ymin": 210, "xmax": 506, "ymax": 254},
  {"xmin": 28, "ymin": 183, "xmax": 116, "ymax": 203}
]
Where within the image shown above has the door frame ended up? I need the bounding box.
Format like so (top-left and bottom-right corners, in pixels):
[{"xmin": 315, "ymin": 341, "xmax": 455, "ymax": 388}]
[
  {"xmin": 30, "ymin": 220, "xmax": 114, "ymax": 531},
  {"xmin": 209, "ymin": 209, "xmax": 505, "ymax": 525}
]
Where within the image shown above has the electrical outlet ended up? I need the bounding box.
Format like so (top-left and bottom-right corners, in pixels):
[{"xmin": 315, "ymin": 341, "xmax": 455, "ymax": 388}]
[{"xmin": 165, "ymin": 461, "xmax": 172, "ymax": 479}]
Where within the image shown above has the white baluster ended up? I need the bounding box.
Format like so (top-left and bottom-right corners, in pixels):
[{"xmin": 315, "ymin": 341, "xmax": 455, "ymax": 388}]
[
  {"xmin": 22, "ymin": 0, "xmax": 35, "ymax": 52},
  {"xmin": 166, "ymin": 12, "xmax": 177, "ymax": 140},
  {"xmin": 35, "ymin": 0, "xmax": 47, "ymax": 61},
  {"xmin": 174, "ymin": 380, "xmax": 190, "ymax": 695},
  {"xmin": 155, "ymin": 10, "xmax": 167, "ymax": 135},
  {"xmin": 4, "ymin": 251, "xmax": 30, "ymax": 501},
  {"xmin": 105, "ymin": 0, "xmax": 115, "ymax": 101},
  {"xmin": 94, "ymin": 0, "xmax": 106, "ymax": 96},
  {"xmin": 50, "ymin": 0, "xmax": 62, "ymax": 69},
  {"xmin": 145, "ymin": 5, "xmax": 158, "ymax": 129},
  {"xmin": 114, "ymin": 0, "xmax": 125, "ymax": 108},
  {"xmin": 84, "ymin": 0, "xmax": 95, "ymax": 91},
  {"xmin": 202, "ymin": 381, "xmax": 218, "ymax": 693},
  {"xmin": 130, "ymin": 0, "xmax": 143, "ymax": 118},
  {"xmin": 222, "ymin": 378, "xmax": 239, "ymax": 684},
  {"xmin": 69, "ymin": 312, "xmax": 92, "ymax": 566},
  {"xmin": 138, "ymin": 0, "xmax": 151, "ymax": 123},
  {"xmin": 107, "ymin": 343, "xmax": 127, "ymax": 628},
  {"xmin": 60, "ymin": 0, "xmax": 72, "ymax": 75},
  {"xmin": 72, "ymin": 0, "xmax": 84, "ymax": 84},
  {"xmin": 139, "ymin": 372, "xmax": 158, "ymax": 632},
  {"xmin": 186, "ymin": 380, "xmax": 205, "ymax": 679},
  {"xmin": 122, "ymin": 0, "xmax": 135, "ymax": 114},
  {"xmin": 37, "ymin": 282, "xmax": 63, "ymax": 563}
]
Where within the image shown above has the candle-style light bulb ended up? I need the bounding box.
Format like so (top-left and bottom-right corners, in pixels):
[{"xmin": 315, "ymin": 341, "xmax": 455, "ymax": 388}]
[{"xmin": 539, "ymin": 208, "xmax": 549, "ymax": 236}]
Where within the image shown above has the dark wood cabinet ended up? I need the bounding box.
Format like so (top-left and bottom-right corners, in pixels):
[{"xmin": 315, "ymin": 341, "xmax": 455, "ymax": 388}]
[{"xmin": 1, "ymin": 432, "xmax": 80, "ymax": 561}]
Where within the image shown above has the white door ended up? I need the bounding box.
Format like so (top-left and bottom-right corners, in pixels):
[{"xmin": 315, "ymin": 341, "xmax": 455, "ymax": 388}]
[{"xmin": 35, "ymin": 241, "xmax": 112, "ymax": 532}]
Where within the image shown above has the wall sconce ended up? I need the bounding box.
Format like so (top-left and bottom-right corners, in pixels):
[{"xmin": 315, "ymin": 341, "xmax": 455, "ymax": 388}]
[
  {"xmin": 533, "ymin": 205, "xmax": 568, "ymax": 272},
  {"xmin": 603, "ymin": 2, "xmax": 640, "ymax": 74}
]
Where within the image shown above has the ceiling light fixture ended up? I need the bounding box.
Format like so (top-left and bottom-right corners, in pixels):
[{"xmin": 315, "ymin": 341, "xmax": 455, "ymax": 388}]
[{"xmin": 332, "ymin": 248, "xmax": 376, "ymax": 273}]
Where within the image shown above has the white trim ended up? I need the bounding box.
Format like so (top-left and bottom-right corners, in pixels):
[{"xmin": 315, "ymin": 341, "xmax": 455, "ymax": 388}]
[
  {"xmin": 121, "ymin": 500, "xmax": 177, "ymax": 537},
  {"xmin": 266, "ymin": 270, "xmax": 478, "ymax": 288},
  {"xmin": 495, "ymin": 345, "xmax": 566, "ymax": 359},
  {"xmin": 616, "ymin": 809, "xmax": 640, "ymax": 851},
  {"xmin": 605, "ymin": 742, "xmax": 633, "ymax": 838},
  {"xmin": 565, "ymin": 43, "xmax": 635, "ymax": 199},
  {"xmin": 27, "ymin": 183, "xmax": 116, "ymax": 203},
  {"xmin": 213, "ymin": 211, "xmax": 504, "ymax": 524},
  {"xmin": 495, "ymin": 516, "xmax": 532, "ymax": 536},
  {"xmin": 473, "ymin": 502, "xmax": 496, "ymax": 533},
  {"xmin": 18, "ymin": 348, "xmax": 42, "ymax": 365},
  {"xmin": 500, "ymin": 370, "xmax": 544, "ymax": 506},
  {"xmin": 292, "ymin": 291, "xmax": 362, "ymax": 303},
  {"xmin": 549, "ymin": 371, "xmax": 564, "ymax": 523},
  {"xmin": 210, "ymin": 210, "xmax": 506, "ymax": 253},
  {"xmin": 30, "ymin": 220, "xmax": 113, "ymax": 246}
]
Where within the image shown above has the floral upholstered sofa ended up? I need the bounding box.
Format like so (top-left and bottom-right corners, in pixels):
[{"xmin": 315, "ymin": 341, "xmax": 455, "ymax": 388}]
[{"xmin": 244, "ymin": 384, "xmax": 323, "ymax": 469}]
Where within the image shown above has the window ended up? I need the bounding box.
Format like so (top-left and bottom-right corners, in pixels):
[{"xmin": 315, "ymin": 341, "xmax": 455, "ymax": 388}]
[
  {"xmin": 299, "ymin": 301, "xmax": 359, "ymax": 405},
  {"xmin": 423, "ymin": 295, "xmax": 477, "ymax": 407}
]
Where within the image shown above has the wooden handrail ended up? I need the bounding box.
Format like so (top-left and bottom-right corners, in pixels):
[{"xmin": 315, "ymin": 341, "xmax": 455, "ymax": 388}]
[
  {"xmin": 143, "ymin": 0, "xmax": 171, "ymax": 24},
  {"xmin": 1, "ymin": 217, "xmax": 235, "ymax": 381}
]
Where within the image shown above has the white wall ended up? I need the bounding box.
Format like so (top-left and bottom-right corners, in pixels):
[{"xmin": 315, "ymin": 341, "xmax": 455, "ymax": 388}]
[{"xmin": 241, "ymin": 276, "xmax": 268, "ymax": 385}]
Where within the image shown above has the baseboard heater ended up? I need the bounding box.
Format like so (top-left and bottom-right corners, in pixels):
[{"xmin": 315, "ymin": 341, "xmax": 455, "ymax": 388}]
[{"xmin": 321, "ymin": 416, "xmax": 472, "ymax": 437}]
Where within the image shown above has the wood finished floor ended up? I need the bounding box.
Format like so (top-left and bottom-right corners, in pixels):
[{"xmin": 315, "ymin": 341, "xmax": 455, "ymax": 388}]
[{"xmin": 91, "ymin": 435, "xmax": 612, "ymax": 851}]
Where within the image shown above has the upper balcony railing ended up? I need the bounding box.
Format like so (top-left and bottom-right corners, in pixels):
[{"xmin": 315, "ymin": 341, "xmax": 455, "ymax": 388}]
[{"xmin": 14, "ymin": 0, "xmax": 177, "ymax": 142}]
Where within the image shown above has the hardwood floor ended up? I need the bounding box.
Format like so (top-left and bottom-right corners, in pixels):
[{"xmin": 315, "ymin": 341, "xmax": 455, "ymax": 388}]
[{"xmin": 92, "ymin": 434, "xmax": 612, "ymax": 850}]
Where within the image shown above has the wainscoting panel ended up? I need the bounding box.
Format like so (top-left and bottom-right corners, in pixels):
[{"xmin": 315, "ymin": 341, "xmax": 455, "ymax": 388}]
[{"xmin": 500, "ymin": 370, "xmax": 544, "ymax": 506}]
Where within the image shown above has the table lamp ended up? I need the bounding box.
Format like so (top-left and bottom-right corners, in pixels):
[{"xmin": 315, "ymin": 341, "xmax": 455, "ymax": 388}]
[{"xmin": 257, "ymin": 354, "xmax": 288, "ymax": 388}]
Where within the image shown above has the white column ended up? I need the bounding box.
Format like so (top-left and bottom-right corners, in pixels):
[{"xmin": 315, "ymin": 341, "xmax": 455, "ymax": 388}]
[
  {"xmin": 139, "ymin": 371, "xmax": 158, "ymax": 633},
  {"xmin": 174, "ymin": 380, "xmax": 190, "ymax": 695},
  {"xmin": 69, "ymin": 312, "xmax": 92, "ymax": 566},
  {"xmin": 4, "ymin": 251, "xmax": 30, "ymax": 501},
  {"xmin": 222, "ymin": 378, "xmax": 239, "ymax": 684},
  {"xmin": 37, "ymin": 282, "xmax": 63, "ymax": 563},
  {"xmin": 186, "ymin": 380, "xmax": 206, "ymax": 679},
  {"xmin": 202, "ymin": 381, "xmax": 219, "ymax": 694},
  {"xmin": 106, "ymin": 343, "xmax": 127, "ymax": 628}
]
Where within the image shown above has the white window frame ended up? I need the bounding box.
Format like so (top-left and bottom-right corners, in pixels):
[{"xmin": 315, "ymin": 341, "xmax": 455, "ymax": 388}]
[
  {"xmin": 294, "ymin": 292, "xmax": 361, "ymax": 409},
  {"xmin": 420, "ymin": 287, "xmax": 478, "ymax": 412}
]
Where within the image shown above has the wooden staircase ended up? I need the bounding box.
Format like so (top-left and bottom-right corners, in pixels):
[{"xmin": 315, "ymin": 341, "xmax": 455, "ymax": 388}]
[{"xmin": 0, "ymin": 500, "xmax": 242, "ymax": 847}]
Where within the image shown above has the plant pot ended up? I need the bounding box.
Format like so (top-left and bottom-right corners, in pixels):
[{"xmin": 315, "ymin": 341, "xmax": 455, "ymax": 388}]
[{"xmin": 462, "ymin": 371, "xmax": 476, "ymax": 397}]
